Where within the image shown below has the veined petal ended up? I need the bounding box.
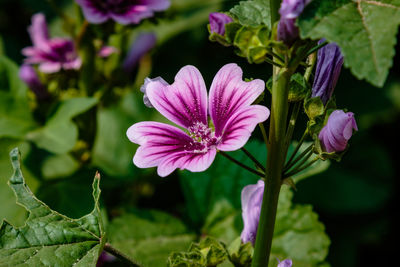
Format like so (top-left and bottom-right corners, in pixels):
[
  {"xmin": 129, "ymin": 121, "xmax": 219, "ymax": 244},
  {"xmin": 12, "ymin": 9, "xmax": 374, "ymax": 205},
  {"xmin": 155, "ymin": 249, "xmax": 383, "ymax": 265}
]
[
  {"xmin": 127, "ymin": 122, "xmax": 216, "ymax": 177},
  {"xmin": 209, "ymin": 63, "xmax": 265, "ymax": 137},
  {"xmin": 217, "ymin": 105, "xmax": 269, "ymax": 151},
  {"xmin": 146, "ymin": 65, "xmax": 208, "ymax": 129}
]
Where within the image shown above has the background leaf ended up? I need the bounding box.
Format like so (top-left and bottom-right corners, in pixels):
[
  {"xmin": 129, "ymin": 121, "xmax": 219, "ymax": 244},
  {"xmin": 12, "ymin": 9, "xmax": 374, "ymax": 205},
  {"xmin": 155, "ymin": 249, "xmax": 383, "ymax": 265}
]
[
  {"xmin": 0, "ymin": 148, "xmax": 105, "ymax": 267},
  {"xmin": 298, "ymin": 0, "xmax": 400, "ymax": 87},
  {"xmin": 230, "ymin": 0, "xmax": 271, "ymax": 29}
]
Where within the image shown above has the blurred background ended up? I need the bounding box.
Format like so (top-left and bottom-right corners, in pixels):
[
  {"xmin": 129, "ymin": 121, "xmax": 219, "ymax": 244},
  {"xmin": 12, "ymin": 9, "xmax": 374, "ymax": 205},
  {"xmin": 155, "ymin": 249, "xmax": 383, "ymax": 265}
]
[{"xmin": 0, "ymin": 0, "xmax": 399, "ymax": 266}]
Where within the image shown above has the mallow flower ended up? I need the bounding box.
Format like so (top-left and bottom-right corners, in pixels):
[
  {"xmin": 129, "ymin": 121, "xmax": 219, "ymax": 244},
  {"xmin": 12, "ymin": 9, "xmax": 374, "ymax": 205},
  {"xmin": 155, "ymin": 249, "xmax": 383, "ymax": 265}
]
[
  {"xmin": 19, "ymin": 64, "xmax": 49, "ymax": 100},
  {"xmin": 240, "ymin": 180, "xmax": 264, "ymax": 245},
  {"xmin": 127, "ymin": 63, "xmax": 269, "ymax": 177},
  {"xmin": 209, "ymin": 12, "xmax": 233, "ymax": 35},
  {"xmin": 319, "ymin": 110, "xmax": 358, "ymax": 153},
  {"xmin": 140, "ymin": 77, "xmax": 168, "ymax": 108},
  {"xmin": 22, "ymin": 13, "xmax": 81, "ymax": 73},
  {"xmin": 277, "ymin": 0, "xmax": 310, "ymax": 46},
  {"xmin": 122, "ymin": 32, "xmax": 157, "ymax": 73},
  {"xmin": 75, "ymin": 0, "xmax": 170, "ymax": 25},
  {"xmin": 278, "ymin": 259, "xmax": 293, "ymax": 267},
  {"xmin": 312, "ymin": 39, "xmax": 344, "ymax": 104}
]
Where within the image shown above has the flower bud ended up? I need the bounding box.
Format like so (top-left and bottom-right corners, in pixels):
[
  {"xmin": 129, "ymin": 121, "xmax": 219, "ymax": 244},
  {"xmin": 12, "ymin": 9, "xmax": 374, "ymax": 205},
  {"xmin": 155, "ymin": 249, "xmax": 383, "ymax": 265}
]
[
  {"xmin": 98, "ymin": 46, "xmax": 117, "ymax": 58},
  {"xmin": 19, "ymin": 64, "xmax": 49, "ymax": 100},
  {"xmin": 209, "ymin": 12, "xmax": 233, "ymax": 35},
  {"xmin": 240, "ymin": 180, "xmax": 264, "ymax": 245},
  {"xmin": 277, "ymin": 0, "xmax": 310, "ymax": 46},
  {"xmin": 312, "ymin": 39, "xmax": 344, "ymax": 104},
  {"xmin": 122, "ymin": 32, "xmax": 156, "ymax": 73},
  {"xmin": 319, "ymin": 110, "xmax": 358, "ymax": 153},
  {"xmin": 278, "ymin": 259, "xmax": 293, "ymax": 267}
]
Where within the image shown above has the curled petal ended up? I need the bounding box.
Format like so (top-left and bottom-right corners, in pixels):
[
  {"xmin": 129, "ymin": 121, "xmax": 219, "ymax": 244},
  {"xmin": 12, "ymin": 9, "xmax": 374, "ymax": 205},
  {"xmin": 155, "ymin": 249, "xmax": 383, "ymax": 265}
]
[
  {"xmin": 209, "ymin": 63, "xmax": 265, "ymax": 137},
  {"xmin": 127, "ymin": 122, "xmax": 216, "ymax": 177},
  {"xmin": 217, "ymin": 105, "xmax": 270, "ymax": 151},
  {"xmin": 209, "ymin": 12, "xmax": 233, "ymax": 35},
  {"xmin": 146, "ymin": 65, "xmax": 208, "ymax": 128}
]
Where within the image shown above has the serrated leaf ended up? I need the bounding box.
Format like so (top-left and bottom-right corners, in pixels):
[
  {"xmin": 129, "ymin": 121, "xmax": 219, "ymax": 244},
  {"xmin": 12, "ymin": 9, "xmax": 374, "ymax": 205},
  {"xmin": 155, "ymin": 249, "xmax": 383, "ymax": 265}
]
[
  {"xmin": 108, "ymin": 210, "xmax": 195, "ymax": 267},
  {"xmin": 230, "ymin": 0, "xmax": 271, "ymax": 29},
  {"xmin": 298, "ymin": 0, "xmax": 400, "ymax": 87},
  {"xmin": 27, "ymin": 97, "xmax": 98, "ymax": 154},
  {"xmin": 0, "ymin": 148, "xmax": 105, "ymax": 267}
]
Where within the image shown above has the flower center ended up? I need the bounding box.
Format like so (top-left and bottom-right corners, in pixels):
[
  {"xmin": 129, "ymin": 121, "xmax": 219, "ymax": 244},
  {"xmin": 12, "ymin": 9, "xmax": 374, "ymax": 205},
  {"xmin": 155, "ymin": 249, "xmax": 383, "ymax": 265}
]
[{"xmin": 185, "ymin": 122, "xmax": 219, "ymax": 153}]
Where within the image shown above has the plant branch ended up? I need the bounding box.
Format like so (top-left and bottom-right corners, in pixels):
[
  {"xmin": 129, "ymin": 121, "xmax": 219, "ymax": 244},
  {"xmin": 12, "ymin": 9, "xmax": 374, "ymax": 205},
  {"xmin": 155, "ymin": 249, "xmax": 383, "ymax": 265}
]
[
  {"xmin": 284, "ymin": 143, "xmax": 313, "ymax": 172},
  {"xmin": 219, "ymin": 151, "xmax": 265, "ymax": 177},
  {"xmin": 284, "ymin": 129, "xmax": 308, "ymax": 168},
  {"xmin": 307, "ymin": 40, "xmax": 328, "ymax": 57},
  {"xmin": 284, "ymin": 156, "xmax": 320, "ymax": 178},
  {"xmin": 104, "ymin": 243, "xmax": 142, "ymax": 267},
  {"xmin": 241, "ymin": 147, "xmax": 266, "ymax": 172}
]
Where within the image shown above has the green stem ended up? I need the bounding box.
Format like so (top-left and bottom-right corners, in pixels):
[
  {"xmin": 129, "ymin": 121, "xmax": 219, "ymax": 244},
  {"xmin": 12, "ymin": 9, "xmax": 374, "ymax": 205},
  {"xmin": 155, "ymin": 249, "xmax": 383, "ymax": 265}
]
[
  {"xmin": 251, "ymin": 66, "xmax": 293, "ymax": 267},
  {"xmin": 285, "ymin": 130, "xmax": 308, "ymax": 168},
  {"xmin": 284, "ymin": 143, "xmax": 312, "ymax": 172},
  {"xmin": 259, "ymin": 123, "xmax": 269, "ymax": 149},
  {"xmin": 284, "ymin": 102, "xmax": 301, "ymax": 159},
  {"xmin": 219, "ymin": 151, "xmax": 265, "ymax": 177},
  {"xmin": 285, "ymin": 146, "xmax": 314, "ymax": 174},
  {"xmin": 104, "ymin": 243, "xmax": 142, "ymax": 267},
  {"xmin": 284, "ymin": 156, "xmax": 320, "ymax": 178},
  {"xmin": 270, "ymin": 0, "xmax": 282, "ymax": 26},
  {"xmin": 241, "ymin": 147, "xmax": 266, "ymax": 172}
]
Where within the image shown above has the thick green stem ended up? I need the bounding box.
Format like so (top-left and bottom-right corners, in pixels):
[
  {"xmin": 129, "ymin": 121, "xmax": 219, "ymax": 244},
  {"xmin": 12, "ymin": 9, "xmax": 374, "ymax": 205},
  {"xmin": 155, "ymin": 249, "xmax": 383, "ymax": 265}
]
[
  {"xmin": 270, "ymin": 0, "xmax": 282, "ymax": 25},
  {"xmin": 251, "ymin": 66, "xmax": 293, "ymax": 267}
]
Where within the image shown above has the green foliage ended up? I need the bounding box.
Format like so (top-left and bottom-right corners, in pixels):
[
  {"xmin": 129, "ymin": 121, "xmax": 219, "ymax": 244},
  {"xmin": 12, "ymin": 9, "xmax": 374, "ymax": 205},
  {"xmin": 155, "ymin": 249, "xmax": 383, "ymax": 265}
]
[
  {"xmin": 230, "ymin": 0, "xmax": 271, "ymax": 28},
  {"xmin": 0, "ymin": 56, "xmax": 37, "ymax": 139},
  {"xmin": 268, "ymin": 73, "xmax": 310, "ymax": 102},
  {"xmin": 0, "ymin": 148, "xmax": 105, "ymax": 267},
  {"xmin": 298, "ymin": 0, "xmax": 400, "ymax": 87},
  {"xmin": 108, "ymin": 210, "xmax": 195, "ymax": 267},
  {"xmin": 26, "ymin": 97, "xmax": 98, "ymax": 154},
  {"xmin": 228, "ymin": 238, "xmax": 253, "ymax": 267},
  {"xmin": 41, "ymin": 153, "xmax": 80, "ymax": 180}
]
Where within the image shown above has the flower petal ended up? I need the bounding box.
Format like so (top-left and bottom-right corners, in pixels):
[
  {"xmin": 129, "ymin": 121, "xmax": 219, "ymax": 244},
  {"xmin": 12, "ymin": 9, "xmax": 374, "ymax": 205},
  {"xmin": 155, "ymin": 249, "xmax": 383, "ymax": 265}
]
[
  {"xmin": 75, "ymin": 0, "xmax": 109, "ymax": 24},
  {"xmin": 39, "ymin": 62, "xmax": 62, "ymax": 73},
  {"xmin": 137, "ymin": 0, "xmax": 171, "ymax": 11},
  {"xmin": 209, "ymin": 63, "xmax": 265, "ymax": 137},
  {"xmin": 28, "ymin": 13, "xmax": 50, "ymax": 50},
  {"xmin": 146, "ymin": 65, "xmax": 208, "ymax": 128},
  {"xmin": 217, "ymin": 105, "xmax": 270, "ymax": 151},
  {"xmin": 127, "ymin": 121, "xmax": 216, "ymax": 177}
]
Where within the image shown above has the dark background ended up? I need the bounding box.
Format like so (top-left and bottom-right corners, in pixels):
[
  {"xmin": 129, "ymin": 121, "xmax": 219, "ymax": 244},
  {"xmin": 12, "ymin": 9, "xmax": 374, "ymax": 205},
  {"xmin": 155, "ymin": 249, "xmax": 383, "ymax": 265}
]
[{"xmin": 1, "ymin": 0, "xmax": 399, "ymax": 266}]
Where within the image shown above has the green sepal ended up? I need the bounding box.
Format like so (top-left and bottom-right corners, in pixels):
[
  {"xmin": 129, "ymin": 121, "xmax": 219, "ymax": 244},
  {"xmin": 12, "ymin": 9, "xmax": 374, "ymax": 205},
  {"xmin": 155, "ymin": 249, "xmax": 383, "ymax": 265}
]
[
  {"xmin": 304, "ymin": 97, "xmax": 325, "ymax": 120},
  {"xmin": 0, "ymin": 148, "xmax": 106, "ymax": 267},
  {"xmin": 208, "ymin": 20, "xmax": 242, "ymax": 47},
  {"xmin": 227, "ymin": 237, "xmax": 253, "ymax": 267}
]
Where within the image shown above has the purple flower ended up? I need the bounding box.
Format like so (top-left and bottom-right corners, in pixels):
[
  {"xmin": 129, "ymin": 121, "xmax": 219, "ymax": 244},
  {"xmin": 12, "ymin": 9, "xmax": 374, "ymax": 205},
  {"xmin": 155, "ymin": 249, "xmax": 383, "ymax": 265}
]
[
  {"xmin": 96, "ymin": 252, "xmax": 116, "ymax": 267},
  {"xmin": 277, "ymin": 0, "xmax": 310, "ymax": 46},
  {"xmin": 278, "ymin": 259, "xmax": 293, "ymax": 267},
  {"xmin": 209, "ymin": 12, "xmax": 233, "ymax": 35},
  {"xmin": 98, "ymin": 46, "xmax": 118, "ymax": 58},
  {"xmin": 240, "ymin": 180, "xmax": 264, "ymax": 245},
  {"xmin": 75, "ymin": 0, "xmax": 170, "ymax": 25},
  {"xmin": 22, "ymin": 13, "xmax": 81, "ymax": 73},
  {"xmin": 312, "ymin": 39, "xmax": 344, "ymax": 104},
  {"xmin": 140, "ymin": 77, "xmax": 168, "ymax": 108},
  {"xmin": 126, "ymin": 64, "xmax": 270, "ymax": 177},
  {"xmin": 122, "ymin": 32, "xmax": 157, "ymax": 72},
  {"xmin": 19, "ymin": 65, "xmax": 49, "ymax": 100},
  {"xmin": 319, "ymin": 110, "xmax": 358, "ymax": 153}
]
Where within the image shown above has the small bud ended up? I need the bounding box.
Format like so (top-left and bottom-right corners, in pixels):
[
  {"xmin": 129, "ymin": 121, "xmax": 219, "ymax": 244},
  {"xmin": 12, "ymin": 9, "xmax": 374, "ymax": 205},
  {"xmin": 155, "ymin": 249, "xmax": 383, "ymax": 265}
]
[
  {"xmin": 98, "ymin": 46, "xmax": 117, "ymax": 58},
  {"xmin": 240, "ymin": 180, "xmax": 264, "ymax": 245},
  {"xmin": 278, "ymin": 259, "xmax": 293, "ymax": 267},
  {"xmin": 312, "ymin": 39, "xmax": 344, "ymax": 104},
  {"xmin": 19, "ymin": 64, "xmax": 49, "ymax": 100},
  {"xmin": 122, "ymin": 32, "xmax": 156, "ymax": 73},
  {"xmin": 319, "ymin": 110, "xmax": 358, "ymax": 153},
  {"xmin": 209, "ymin": 12, "xmax": 233, "ymax": 35},
  {"xmin": 277, "ymin": 0, "xmax": 310, "ymax": 46}
]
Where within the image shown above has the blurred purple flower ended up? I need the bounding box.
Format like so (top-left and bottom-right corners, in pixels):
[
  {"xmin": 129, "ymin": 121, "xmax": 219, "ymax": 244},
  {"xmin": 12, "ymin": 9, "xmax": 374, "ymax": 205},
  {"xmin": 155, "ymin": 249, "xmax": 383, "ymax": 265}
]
[
  {"xmin": 75, "ymin": 0, "xmax": 170, "ymax": 25},
  {"xmin": 140, "ymin": 77, "xmax": 168, "ymax": 108},
  {"xmin": 278, "ymin": 259, "xmax": 293, "ymax": 267},
  {"xmin": 127, "ymin": 64, "xmax": 269, "ymax": 177},
  {"xmin": 209, "ymin": 12, "xmax": 233, "ymax": 35},
  {"xmin": 240, "ymin": 180, "xmax": 264, "ymax": 245},
  {"xmin": 319, "ymin": 110, "xmax": 358, "ymax": 153},
  {"xmin": 98, "ymin": 46, "xmax": 118, "ymax": 58},
  {"xmin": 19, "ymin": 65, "xmax": 49, "ymax": 100},
  {"xmin": 122, "ymin": 32, "xmax": 156, "ymax": 72},
  {"xmin": 277, "ymin": 0, "xmax": 310, "ymax": 46},
  {"xmin": 312, "ymin": 39, "xmax": 344, "ymax": 104},
  {"xmin": 96, "ymin": 252, "xmax": 116, "ymax": 267},
  {"xmin": 22, "ymin": 13, "xmax": 81, "ymax": 73}
]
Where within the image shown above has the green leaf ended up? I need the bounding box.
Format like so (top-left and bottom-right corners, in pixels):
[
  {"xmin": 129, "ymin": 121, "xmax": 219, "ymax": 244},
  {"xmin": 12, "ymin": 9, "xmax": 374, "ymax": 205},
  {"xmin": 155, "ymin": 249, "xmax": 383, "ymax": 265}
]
[
  {"xmin": 27, "ymin": 97, "xmax": 98, "ymax": 154},
  {"xmin": 0, "ymin": 148, "xmax": 105, "ymax": 266},
  {"xmin": 230, "ymin": 0, "xmax": 271, "ymax": 29},
  {"xmin": 298, "ymin": 0, "xmax": 400, "ymax": 87},
  {"xmin": 270, "ymin": 187, "xmax": 331, "ymax": 267},
  {"xmin": 108, "ymin": 210, "xmax": 195, "ymax": 267},
  {"xmin": 0, "ymin": 56, "xmax": 37, "ymax": 139},
  {"xmin": 41, "ymin": 153, "xmax": 80, "ymax": 180}
]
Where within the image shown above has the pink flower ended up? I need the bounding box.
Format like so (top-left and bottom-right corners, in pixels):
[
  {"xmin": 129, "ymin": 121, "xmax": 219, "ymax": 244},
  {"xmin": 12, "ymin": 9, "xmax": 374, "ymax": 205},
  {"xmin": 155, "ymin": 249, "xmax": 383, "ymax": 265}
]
[
  {"xmin": 278, "ymin": 259, "xmax": 293, "ymax": 267},
  {"xmin": 127, "ymin": 63, "xmax": 269, "ymax": 177},
  {"xmin": 22, "ymin": 13, "xmax": 81, "ymax": 73}
]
